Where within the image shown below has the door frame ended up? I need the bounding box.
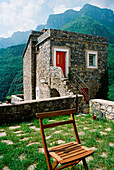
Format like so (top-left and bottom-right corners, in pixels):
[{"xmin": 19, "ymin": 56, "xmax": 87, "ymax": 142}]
[{"xmin": 54, "ymin": 48, "xmax": 69, "ymax": 77}]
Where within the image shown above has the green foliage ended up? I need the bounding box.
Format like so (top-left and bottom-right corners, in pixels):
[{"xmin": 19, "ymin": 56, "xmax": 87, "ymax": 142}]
[
  {"xmin": 61, "ymin": 15, "xmax": 114, "ymax": 43},
  {"xmin": 0, "ymin": 44, "xmax": 25, "ymax": 102},
  {"xmin": 0, "ymin": 115, "xmax": 113, "ymax": 169},
  {"xmin": 6, "ymin": 96, "xmax": 11, "ymax": 99},
  {"xmin": 108, "ymin": 44, "xmax": 114, "ymax": 101}
]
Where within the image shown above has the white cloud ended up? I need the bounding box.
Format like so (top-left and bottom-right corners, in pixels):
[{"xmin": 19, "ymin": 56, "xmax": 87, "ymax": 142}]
[
  {"xmin": 54, "ymin": 4, "xmax": 70, "ymax": 14},
  {"xmin": 73, "ymin": 6, "xmax": 82, "ymax": 11},
  {"xmin": 0, "ymin": 0, "xmax": 45, "ymax": 37}
]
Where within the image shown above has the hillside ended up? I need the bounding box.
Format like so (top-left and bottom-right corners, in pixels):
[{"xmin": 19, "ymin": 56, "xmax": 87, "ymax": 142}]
[
  {"xmin": 0, "ymin": 4, "xmax": 114, "ymax": 48},
  {"xmin": 0, "ymin": 31, "xmax": 30, "ymax": 49},
  {"xmin": 0, "ymin": 44, "xmax": 25, "ymax": 102},
  {"xmin": 61, "ymin": 15, "xmax": 114, "ymax": 43},
  {"xmin": 108, "ymin": 44, "xmax": 114, "ymax": 101},
  {"xmin": 0, "ymin": 3, "xmax": 114, "ymax": 102}
]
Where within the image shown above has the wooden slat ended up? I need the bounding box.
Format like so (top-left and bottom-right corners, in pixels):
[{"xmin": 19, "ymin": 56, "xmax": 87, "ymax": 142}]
[
  {"xmin": 56, "ymin": 145, "xmax": 82, "ymax": 155},
  {"xmin": 43, "ymin": 120, "xmax": 74, "ymax": 129},
  {"xmin": 49, "ymin": 152, "xmax": 63, "ymax": 162},
  {"xmin": 54, "ymin": 160, "xmax": 80, "ymax": 170},
  {"xmin": 36, "ymin": 108, "xmax": 76, "ymax": 119},
  {"xmin": 62, "ymin": 149, "xmax": 87, "ymax": 160},
  {"xmin": 48, "ymin": 142, "xmax": 80, "ymax": 151},
  {"xmin": 60, "ymin": 150, "xmax": 94, "ymax": 164},
  {"xmin": 58, "ymin": 147, "xmax": 83, "ymax": 157}
]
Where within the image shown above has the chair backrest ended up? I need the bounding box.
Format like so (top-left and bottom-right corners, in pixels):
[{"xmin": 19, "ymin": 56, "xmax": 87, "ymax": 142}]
[
  {"xmin": 36, "ymin": 108, "xmax": 81, "ymax": 143},
  {"xmin": 36, "ymin": 108, "xmax": 81, "ymax": 169}
]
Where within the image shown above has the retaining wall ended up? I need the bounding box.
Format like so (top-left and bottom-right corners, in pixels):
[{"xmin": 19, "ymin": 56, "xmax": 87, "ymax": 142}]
[
  {"xmin": 0, "ymin": 95, "xmax": 83, "ymax": 125},
  {"xmin": 90, "ymin": 99, "xmax": 114, "ymax": 120}
]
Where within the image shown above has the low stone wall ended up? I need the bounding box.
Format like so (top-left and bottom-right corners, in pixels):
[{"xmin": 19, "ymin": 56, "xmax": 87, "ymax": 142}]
[
  {"xmin": 0, "ymin": 95, "xmax": 84, "ymax": 125},
  {"xmin": 90, "ymin": 99, "xmax": 114, "ymax": 120},
  {"xmin": 11, "ymin": 94, "xmax": 24, "ymax": 103}
]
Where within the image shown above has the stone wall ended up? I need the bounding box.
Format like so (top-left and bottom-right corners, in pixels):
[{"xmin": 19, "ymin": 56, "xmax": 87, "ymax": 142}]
[
  {"xmin": 90, "ymin": 99, "xmax": 114, "ymax": 120},
  {"xmin": 36, "ymin": 40, "xmax": 51, "ymax": 99},
  {"xmin": 23, "ymin": 29, "xmax": 107, "ymax": 101},
  {"xmin": 49, "ymin": 29, "xmax": 108, "ymax": 99},
  {"xmin": 11, "ymin": 95, "xmax": 24, "ymax": 103},
  {"xmin": 0, "ymin": 95, "xmax": 84, "ymax": 125},
  {"xmin": 23, "ymin": 31, "xmax": 43, "ymax": 101}
]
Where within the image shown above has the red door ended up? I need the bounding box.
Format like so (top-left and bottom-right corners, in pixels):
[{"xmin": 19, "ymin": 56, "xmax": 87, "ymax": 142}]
[
  {"xmin": 56, "ymin": 51, "xmax": 66, "ymax": 77},
  {"xmin": 80, "ymin": 88, "xmax": 88, "ymax": 103}
]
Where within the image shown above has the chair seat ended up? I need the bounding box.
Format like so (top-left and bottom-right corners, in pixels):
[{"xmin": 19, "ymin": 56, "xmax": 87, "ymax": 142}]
[{"xmin": 48, "ymin": 141, "xmax": 94, "ymax": 165}]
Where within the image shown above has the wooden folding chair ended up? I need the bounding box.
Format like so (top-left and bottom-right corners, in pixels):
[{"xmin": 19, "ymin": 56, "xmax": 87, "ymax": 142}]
[{"xmin": 36, "ymin": 108, "xmax": 94, "ymax": 170}]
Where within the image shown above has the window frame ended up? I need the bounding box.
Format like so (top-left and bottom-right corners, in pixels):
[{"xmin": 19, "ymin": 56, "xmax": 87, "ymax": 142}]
[{"xmin": 86, "ymin": 50, "xmax": 98, "ymax": 69}]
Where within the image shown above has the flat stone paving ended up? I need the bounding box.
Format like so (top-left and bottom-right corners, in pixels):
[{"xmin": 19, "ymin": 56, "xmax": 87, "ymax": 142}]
[
  {"xmin": 0, "ymin": 114, "xmax": 113, "ymax": 170},
  {"xmin": 0, "ymin": 132, "xmax": 6, "ymax": 137}
]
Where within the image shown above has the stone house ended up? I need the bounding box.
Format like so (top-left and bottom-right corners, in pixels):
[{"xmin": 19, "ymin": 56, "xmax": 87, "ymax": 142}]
[{"xmin": 22, "ymin": 29, "xmax": 108, "ymax": 103}]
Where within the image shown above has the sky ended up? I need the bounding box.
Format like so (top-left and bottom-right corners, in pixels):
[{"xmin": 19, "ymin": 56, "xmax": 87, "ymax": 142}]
[{"xmin": 0, "ymin": 0, "xmax": 114, "ymax": 38}]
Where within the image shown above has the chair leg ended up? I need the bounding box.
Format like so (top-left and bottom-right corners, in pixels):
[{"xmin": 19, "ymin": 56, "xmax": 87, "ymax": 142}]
[
  {"xmin": 82, "ymin": 158, "xmax": 88, "ymax": 170},
  {"xmin": 52, "ymin": 160, "xmax": 59, "ymax": 169}
]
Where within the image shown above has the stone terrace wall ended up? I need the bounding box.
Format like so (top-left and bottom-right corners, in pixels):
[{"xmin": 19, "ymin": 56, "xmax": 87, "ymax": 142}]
[
  {"xmin": 90, "ymin": 99, "xmax": 114, "ymax": 120},
  {"xmin": 0, "ymin": 95, "xmax": 84, "ymax": 125}
]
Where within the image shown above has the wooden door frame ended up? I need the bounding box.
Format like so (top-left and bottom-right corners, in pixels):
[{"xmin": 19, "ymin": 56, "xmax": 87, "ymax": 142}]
[{"xmin": 53, "ymin": 47, "xmax": 70, "ymax": 78}]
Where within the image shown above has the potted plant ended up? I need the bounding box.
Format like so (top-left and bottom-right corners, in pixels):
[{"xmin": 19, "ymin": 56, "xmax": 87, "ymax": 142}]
[
  {"xmin": 90, "ymin": 104, "xmax": 96, "ymax": 120},
  {"xmin": 6, "ymin": 96, "xmax": 11, "ymax": 103}
]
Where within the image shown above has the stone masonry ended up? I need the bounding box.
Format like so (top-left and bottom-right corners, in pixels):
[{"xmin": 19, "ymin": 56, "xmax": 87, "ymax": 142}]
[{"xmin": 23, "ymin": 29, "xmax": 108, "ymax": 101}]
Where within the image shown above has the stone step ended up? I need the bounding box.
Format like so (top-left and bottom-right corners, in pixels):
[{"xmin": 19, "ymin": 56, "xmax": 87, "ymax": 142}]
[
  {"xmin": 83, "ymin": 108, "xmax": 89, "ymax": 114},
  {"xmin": 83, "ymin": 104, "xmax": 89, "ymax": 108}
]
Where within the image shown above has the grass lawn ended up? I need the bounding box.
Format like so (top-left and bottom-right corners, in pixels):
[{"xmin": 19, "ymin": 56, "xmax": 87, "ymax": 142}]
[{"xmin": 0, "ymin": 114, "xmax": 113, "ymax": 170}]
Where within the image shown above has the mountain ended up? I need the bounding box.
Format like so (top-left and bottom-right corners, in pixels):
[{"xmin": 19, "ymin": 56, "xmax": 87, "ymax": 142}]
[
  {"xmin": 80, "ymin": 4, "xmax": 114, "ymax": 32},
  {"xmin": 0, "ymin": 4, "xmax": 114, "ymax": 48},
  {"xmin": 0, "ymin": 31, "xmax": 30, "ymax": 49},
  {"xmin": 0, "ymin": 44, "xmax": 25, "ymax": 102},
  {"xmin": 61, "ymin": 15, "xmax": 114, "ymax": 43},
  {"xmin": 0, "ymin": 3, "xmax": 114, "ymax": 101}
]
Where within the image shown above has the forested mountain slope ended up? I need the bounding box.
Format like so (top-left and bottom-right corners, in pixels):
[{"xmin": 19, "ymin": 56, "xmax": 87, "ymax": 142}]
[{"xmin": 0, "ymin": 44, "xmax": 25, "ymax": 101}]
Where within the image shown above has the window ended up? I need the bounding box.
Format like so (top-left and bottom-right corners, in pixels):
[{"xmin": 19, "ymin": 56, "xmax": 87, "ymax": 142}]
[
  {"xmin": 36, "ymin": 87, "xmax": 39, "ymax": 99},
  {"xmin": 87, "ymin": 50, "xmax": 98, "ymax": 69}
]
